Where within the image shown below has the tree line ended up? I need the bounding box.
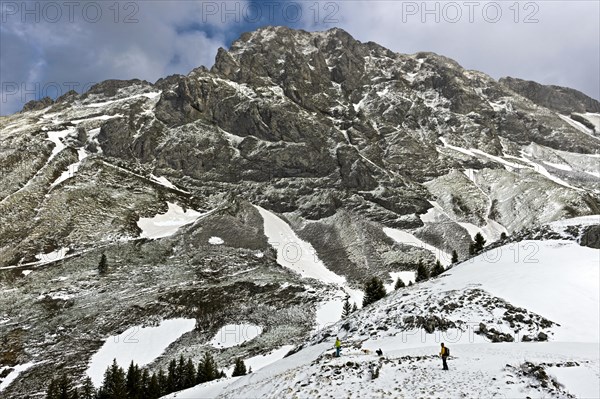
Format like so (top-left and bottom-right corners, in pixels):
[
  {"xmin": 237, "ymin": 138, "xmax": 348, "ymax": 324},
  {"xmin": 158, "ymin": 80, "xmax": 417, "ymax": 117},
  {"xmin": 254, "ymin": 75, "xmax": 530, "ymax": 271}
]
[{"xmin": 46, "ymin": 352, "xmax": 249, "ymax": 399}]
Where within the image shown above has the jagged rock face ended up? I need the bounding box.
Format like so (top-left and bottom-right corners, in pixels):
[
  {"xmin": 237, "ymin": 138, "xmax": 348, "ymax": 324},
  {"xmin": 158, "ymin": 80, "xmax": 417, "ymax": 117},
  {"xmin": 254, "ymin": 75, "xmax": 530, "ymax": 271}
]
[
  {"xmin": 580, "ymin": 225, "xmax": 600, "ymax": 249},
  {"xmin": 2, "ymin": 25, "xmax": 599, "ymax": 268},
  {"xmin": 499, "ymin": 77, "xmax": 600, "ymax": 114}
]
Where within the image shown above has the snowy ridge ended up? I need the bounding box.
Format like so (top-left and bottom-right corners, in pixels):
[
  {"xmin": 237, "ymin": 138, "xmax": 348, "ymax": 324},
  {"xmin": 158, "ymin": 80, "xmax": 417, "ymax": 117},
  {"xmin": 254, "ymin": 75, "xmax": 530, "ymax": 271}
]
[{"xmin": 173, "ymin": 237, "xmax": 599, "ymax": 398}]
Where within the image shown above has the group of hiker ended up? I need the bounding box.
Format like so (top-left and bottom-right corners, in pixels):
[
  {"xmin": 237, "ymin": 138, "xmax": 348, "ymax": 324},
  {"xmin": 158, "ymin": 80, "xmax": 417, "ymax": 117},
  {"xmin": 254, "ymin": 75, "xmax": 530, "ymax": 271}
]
[{"xmin": 334, "ymin": 337, "xmax": 450, "ymax": 370}]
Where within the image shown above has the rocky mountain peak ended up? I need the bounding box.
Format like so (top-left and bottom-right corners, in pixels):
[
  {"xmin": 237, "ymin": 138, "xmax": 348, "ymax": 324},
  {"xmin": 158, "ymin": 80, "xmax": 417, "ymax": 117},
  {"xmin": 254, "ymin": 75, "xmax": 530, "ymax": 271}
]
[{"xmin": 1, "ymin": 25, "xmax": 600, "ymax": 398}]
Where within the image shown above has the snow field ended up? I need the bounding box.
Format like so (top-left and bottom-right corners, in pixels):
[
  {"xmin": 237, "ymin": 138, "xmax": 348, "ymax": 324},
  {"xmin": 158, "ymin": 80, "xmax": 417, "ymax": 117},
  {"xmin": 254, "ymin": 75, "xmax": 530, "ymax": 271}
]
[
  {"xmin": 137, "ymin": 202, "xmax": 204, "ymax": 239},
  {"xmin": 255, "ymin": 205, "xmax": 364, "ymax": 325},
  {"xmin": 437, "ymin": 240, "xmax": 599, "ymax": 342},
  {"xmin": 209, "ymin": 324, "xmax": 263, "ymax": 349},
  {"xmin": 86, "ymin": 318, "xmax": 196, "ymax": 387},
  {"xmin": 254, "ymin": 205, "xmax": 347, "ymax": 285}
]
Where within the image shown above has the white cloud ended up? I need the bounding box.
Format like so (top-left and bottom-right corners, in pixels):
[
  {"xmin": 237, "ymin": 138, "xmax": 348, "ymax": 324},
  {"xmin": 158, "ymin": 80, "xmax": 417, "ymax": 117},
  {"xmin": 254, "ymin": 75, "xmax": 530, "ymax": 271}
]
[
  {"xmin": 0, "ymin": 0, "xmax": 243, "ymax": 115},
  {"xmin": 1, "ymin": 0, "xmax": 598, "ymax": 116}
]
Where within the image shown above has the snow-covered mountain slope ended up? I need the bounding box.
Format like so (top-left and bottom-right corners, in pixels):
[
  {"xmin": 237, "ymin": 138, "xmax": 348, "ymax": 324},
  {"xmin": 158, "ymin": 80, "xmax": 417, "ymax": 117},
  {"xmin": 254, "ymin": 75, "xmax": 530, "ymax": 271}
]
[
  {"xmin": 1, "ymin": 26, "xmax": 599, "ymax": 397},
  {"xmin": 171, "ymin": 237, "xmax": 599, "ymax": 399}
]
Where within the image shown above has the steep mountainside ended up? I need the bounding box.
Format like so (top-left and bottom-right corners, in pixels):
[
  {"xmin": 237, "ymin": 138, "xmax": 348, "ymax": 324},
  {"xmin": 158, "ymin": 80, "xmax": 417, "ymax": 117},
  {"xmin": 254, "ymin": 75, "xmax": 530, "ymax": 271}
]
[{"xmin": 0, "ymin": 26, "xmax": 599, "ymax": 397}]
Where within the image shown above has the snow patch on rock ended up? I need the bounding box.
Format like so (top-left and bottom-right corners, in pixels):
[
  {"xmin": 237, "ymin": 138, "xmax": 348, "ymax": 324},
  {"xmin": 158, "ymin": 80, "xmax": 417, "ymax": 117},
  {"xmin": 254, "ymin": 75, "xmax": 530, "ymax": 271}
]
[
  {"xmin": 86, "ymin": 318, "xmax": 196, "ymax": 387},
  {"xmin": 137, "ymin": 203, "xmax": 204, "ymax": 239},
  {"xmin": 209, "ymin": 324, "xmax": 263, "ymax": 349}
]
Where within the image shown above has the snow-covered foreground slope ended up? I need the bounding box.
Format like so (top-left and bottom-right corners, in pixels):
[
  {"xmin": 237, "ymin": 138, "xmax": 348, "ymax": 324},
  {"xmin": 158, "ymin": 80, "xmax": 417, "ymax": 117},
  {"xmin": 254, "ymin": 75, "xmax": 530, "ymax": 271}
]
[
  {"xmin": 165, "ymin": 238, "xmax": 599, "ymax": 398},
  {"xmin": 437, "ymin": 240, "xmax": 599, "ymax": 342}
]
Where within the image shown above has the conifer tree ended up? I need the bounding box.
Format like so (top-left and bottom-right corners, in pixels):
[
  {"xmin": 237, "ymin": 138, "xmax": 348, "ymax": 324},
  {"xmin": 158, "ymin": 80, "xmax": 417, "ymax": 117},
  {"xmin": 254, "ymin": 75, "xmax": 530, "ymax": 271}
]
[
  {"xmin": 351, "ymin": 303, "xmax": 358, "ymax": 312},
  {"xmin": 431, "ymin": 260, "xmax": 445, "ymax": 277},
  {"xmin": 157, "ymin": 369, "xmax": 168, "ymax": 397},
  {"xmin": 231, "ymin": 358, "xmax": 247, "ymax": 377},
  {"xmin": 473, "ymin": 232, "xmax": 486, "ymax": 253},
  {"xmin": 184, "ymin": 358, "xmax": 196, "ymax": 389},
  {"xmin": 166, "ymin": 359, "xmax": 177, "ymax": 393},
  {"xmin": 196, "ymin": 352, "xmax": 217, "ymax": 383},
  {"xmin": 176, "ymin": 355, "xmax": 186, "ymax": 390},
  {"xmin": 140, "ymin": 369, "xmax": 150, "ymax": 398},
  {"xmin": 126, "ymin": 361, "xmax": 142, "ymax": 399},
  {"xmin": 362, "ymin": 276, "xmax": 387, "ymax": 307},
  {"xmin": 98, "ymin": 253, "xmax": 108, "ymax": 275},
  {"xmin": 79, "ymin": 377, "xmax": 96, "ymax": 399},
  {"xmin": 500, "ymin": 232, "xmax": 507, "ymax": 240},
  {"xmin": 56, "ymin": 376, "xmax": 70, "ymax": 399},
  {"xmin": 98, "ymin": 359, "xmax": 127, "ymax": 399},
  {"xmin": 415, "ymin": 260, "xmax": 430, "ymax": 282},
  {"xmin": 451, "ymin": 250, "xmax": 459, "ymax": 263},
  {"xmin": 147, "ymin": 373, "xmax": 161, "ymax": 399},
  {"xmin": 394, "ymin": 277, "xmax": 405, "ymax": 290},
  {"xmin": 341, "ymin": 297, "xmax": 352, "ymax": 318}
]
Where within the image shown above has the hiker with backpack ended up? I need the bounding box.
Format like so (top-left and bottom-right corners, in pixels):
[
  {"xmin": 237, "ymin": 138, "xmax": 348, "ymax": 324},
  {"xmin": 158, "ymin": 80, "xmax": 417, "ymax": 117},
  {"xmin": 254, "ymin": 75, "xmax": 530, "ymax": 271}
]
[
  {"xmin": 335, "ymin": 337, "xmax": 342, "ymax": 357},
  {"xmin": 439, "ymin": 343, "xmax": 449, "ymax": 370}
]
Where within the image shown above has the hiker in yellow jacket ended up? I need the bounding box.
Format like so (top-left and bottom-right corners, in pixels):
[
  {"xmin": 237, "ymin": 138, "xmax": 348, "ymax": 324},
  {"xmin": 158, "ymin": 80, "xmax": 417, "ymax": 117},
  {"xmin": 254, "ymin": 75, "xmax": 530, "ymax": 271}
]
[
  {"xmin": 335, "ymin": 337, "xmax": 342, "ymax": 357},
  {"xmin": 439, "ymin": 342, "xmax": 449, "ymax": 370}
]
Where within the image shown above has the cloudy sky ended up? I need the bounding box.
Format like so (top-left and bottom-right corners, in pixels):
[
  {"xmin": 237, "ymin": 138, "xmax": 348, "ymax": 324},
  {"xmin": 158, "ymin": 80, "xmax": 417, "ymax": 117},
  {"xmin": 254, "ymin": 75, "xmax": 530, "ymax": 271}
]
[{"xmin": 1, "ymin": 0, "xmax": 598, "ymax": 115}]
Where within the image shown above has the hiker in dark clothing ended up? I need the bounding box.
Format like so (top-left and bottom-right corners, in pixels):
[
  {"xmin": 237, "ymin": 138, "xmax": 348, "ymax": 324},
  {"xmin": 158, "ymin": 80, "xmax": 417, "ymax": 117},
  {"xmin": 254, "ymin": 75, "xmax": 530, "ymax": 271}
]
[{"xmin": 439, "ymin": 343, "xmax": 449, "ymax": 370}]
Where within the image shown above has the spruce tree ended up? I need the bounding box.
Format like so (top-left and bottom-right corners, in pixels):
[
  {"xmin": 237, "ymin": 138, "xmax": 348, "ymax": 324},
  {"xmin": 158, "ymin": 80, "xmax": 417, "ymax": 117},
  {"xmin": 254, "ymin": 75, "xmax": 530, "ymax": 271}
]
[
  {"xmin": 79, "ymin": 377, "xmax": 96, "ymax": 399},
  {"xmin": 166, "ymin": 359, "xmax": 177, "ymax": 393},
  {"xmin": 140, "ymin": 369, "xmax": 150, "ymax": 398},
  {"xmin": 451, "ymin": 250, "xmax": 459, "ymax": 263},
  {"xmin": 196, "ymin": 352, "xmax": 217, "ymax": 383},
  {"xmin": 176, "ymin": 355, "xmax": 186, "ymax": 390},
  {"xmin": 231, "ymin": 358, "xmax": 247, "ymax": 377},
  {"xmin": 99, "ymin": 359, "xmax": 127, "ymax": 399},
  {"xmin": 351, "ymin": 303, "xmax": 358, "ymax": 312},
  {"xmin": 98, "ymin": 253, "xmax": 108, "ymax": 275},
  {"xmin": 57, "ymin": 375, "xmax": 72, "ymax": 399},
  {"xmin": 157, "ymin": 369, "xmax": 168, "ymax": 397},
  {"xmin": 126, "ymin": 361, "xmax": 141, "ymax": 399},
  {"xmin": 431, "ymin": 260, "xmax": 445, "ymax": 277},
  {"xmin": 415, "ymin": 260, "xmax": 429, "ymax": 282},
  {"xmin": 184, "ymin": 358, "xmax": 196, "ymax": 389},
  {"xmin": 341, "ymin": 297, "xmax": 352, "ymax": 318},
  {"xmin": 147, "ymin": 373, "xmax": 161, "ymax": 399},
  {"xmin": 362, "ymin": 276, "xmax": 386, "ymax": 307},
  {"xmin": 473, "ymin": 233, "xmax": 486, "ymax": 253},
  {"xmin": 394, "ymin": 277, "xmax": 405, "ymax": 290}
]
